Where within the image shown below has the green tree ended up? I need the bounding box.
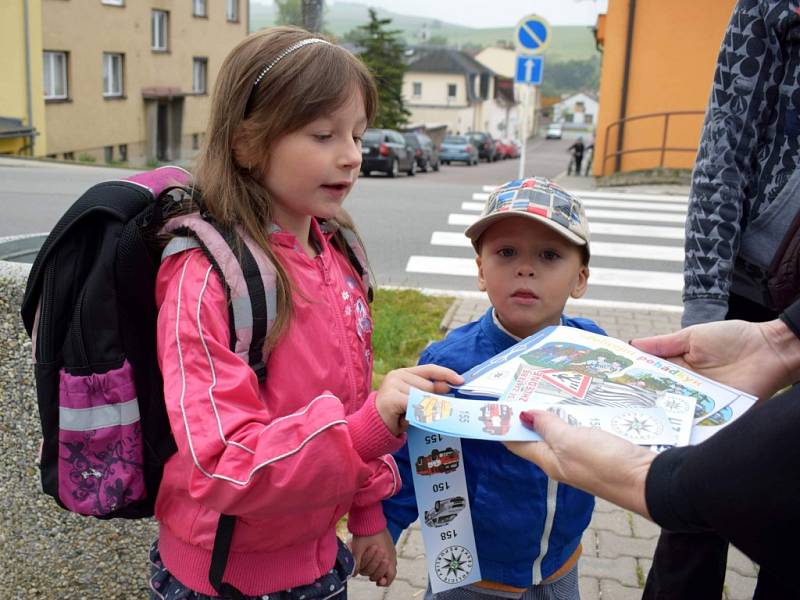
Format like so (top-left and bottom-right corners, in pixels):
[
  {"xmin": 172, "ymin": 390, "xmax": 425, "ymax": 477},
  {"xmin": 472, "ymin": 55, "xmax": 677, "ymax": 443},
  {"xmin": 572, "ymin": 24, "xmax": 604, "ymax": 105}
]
[
  {"xmin": 349, "ymin": 8, "xmax": 410, "ymax": 129},
  {"xmin": 275, "ymin": 0, "xmax": 303, "ymax": 27}
]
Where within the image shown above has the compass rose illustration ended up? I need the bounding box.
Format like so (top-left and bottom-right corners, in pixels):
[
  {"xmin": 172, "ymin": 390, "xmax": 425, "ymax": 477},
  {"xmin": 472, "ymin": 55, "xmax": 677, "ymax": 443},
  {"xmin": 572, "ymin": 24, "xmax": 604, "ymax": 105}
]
[
  {"xmin": 611, "ymin": 411, "xmax": 663, "ymax": 441},
  {"xmin": 434, "ymin": 545, "xmax": 474, "ymax": 584}
]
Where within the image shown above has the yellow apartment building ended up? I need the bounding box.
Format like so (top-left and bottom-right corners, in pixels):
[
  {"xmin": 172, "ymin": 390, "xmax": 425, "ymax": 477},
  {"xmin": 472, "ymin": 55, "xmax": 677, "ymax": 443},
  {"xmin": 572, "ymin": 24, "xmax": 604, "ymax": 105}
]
[
  {"xmin": 1, "ymin": 0, "xmax": 46, "ymax": 156},
  {"xmin": 594, "ymin": 0, "xmax": 737, "ymax": 176},
  {"xmin": 2, "ymin": 0, "xmax": 248, "ymax": 166}
]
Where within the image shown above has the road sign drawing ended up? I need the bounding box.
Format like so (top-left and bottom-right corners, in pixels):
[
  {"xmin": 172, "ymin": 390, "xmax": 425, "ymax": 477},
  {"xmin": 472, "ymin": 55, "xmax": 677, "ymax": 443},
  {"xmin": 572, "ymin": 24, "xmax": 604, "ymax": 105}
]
[{"xmin": 515, "ymin": 15, "xmax": 551, "ymax": 55}]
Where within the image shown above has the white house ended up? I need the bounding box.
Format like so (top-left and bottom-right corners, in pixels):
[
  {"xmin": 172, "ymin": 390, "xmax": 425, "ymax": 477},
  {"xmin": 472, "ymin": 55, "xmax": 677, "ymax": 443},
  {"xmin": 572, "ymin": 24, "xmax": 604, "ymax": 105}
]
[{"xmin": 552, "ymin": 92, "xmax": 599, "ymax": 128}]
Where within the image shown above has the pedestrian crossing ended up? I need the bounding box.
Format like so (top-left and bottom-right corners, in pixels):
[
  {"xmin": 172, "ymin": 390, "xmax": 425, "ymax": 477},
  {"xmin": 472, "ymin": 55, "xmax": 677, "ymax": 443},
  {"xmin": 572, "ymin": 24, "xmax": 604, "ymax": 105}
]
[{"xmin": 405, "ymin": 184, "xmax": 689, "ymax": 309}]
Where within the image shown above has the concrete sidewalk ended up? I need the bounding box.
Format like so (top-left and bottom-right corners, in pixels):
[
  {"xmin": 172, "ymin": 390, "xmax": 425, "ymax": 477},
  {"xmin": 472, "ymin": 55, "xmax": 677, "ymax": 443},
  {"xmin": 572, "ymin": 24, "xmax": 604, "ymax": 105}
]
[{"xmin": 349, "ymin": 298, "xmax": 758, "ymax": 599}]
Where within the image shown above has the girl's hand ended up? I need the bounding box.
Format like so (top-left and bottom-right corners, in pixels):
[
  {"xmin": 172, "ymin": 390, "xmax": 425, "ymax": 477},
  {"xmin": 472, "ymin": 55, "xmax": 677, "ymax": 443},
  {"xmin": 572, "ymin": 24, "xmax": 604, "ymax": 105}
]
[
  {"xmin": 375, "ymin": 365, "xmax": 463, "ymax": 436},
  {"xmin": 350, "ymin": 529, "xmax": 397, "ymax": 586}
]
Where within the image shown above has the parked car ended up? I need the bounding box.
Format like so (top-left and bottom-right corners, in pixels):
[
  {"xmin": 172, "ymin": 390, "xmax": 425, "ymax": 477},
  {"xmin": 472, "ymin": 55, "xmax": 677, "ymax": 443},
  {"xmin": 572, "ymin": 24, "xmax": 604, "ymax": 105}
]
[
  {"xmin": 502, "ymin": 139, "xmax": 521, "ymax": 158},
  {"xmin": 545, "ymin": 122, "xmax": 564, "ymax": 140},
  {"xmin": 494, "ymin": 138, "xmax": 517, "ymax": 160},
  {"xmin": 403, "ymin": 132, "xmax": 440, "ymax": 172},
  {"xmin": 438, "ymin": 135, "xmax": 479, "ymax": 166},
  {"xmin": 361, "ymin": 128, "xmax": 416, "ymax": 177},
  {"xmin": 478, "ymin": 403, "xmax": 513, "ymax": 436},
  {"xmin": 466, "ymin": 131, "xmax": 497, "ymax": 162}
]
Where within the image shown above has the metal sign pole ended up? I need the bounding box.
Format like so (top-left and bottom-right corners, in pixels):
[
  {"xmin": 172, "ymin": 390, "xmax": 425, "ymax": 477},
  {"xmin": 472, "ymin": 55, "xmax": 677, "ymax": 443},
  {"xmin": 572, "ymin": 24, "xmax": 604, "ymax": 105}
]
[{"xmin": 518, "ymin": 84, "xmax": 529, "ymax": 180}]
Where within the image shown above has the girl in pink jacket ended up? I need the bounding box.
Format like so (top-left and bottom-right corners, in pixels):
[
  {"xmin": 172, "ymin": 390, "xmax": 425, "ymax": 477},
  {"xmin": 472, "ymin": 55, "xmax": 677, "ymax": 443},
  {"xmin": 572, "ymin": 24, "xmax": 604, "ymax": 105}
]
[{"xmin": 149, "ymin": 27, "xmax": 460, "ymax": 599}]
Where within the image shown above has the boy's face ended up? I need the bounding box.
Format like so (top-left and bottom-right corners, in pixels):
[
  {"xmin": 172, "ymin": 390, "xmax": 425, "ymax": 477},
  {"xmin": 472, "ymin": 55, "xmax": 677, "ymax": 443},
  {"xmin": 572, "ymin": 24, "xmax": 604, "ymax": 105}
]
[{"xmin": 476, "ymin": 217, "xmax": 588, "ymax": 339}]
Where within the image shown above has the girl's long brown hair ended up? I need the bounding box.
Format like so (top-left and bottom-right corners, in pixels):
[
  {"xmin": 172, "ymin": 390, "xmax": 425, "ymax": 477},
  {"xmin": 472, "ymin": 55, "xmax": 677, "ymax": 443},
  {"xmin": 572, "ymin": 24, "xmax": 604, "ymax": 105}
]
[{"xmin": 194, "ymin": 27, "xmax": 378, "ymax": 347}]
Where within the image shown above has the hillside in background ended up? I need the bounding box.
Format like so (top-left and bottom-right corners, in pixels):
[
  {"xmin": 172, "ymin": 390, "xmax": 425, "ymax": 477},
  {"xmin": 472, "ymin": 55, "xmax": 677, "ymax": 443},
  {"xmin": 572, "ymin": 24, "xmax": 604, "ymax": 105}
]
[{"xmin": 249, "ymin": 2, "xmax": 599, "ymax": 63}]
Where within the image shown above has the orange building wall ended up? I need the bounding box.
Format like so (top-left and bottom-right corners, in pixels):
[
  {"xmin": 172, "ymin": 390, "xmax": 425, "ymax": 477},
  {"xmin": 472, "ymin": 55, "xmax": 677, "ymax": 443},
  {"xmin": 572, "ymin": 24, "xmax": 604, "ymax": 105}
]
[{"xmin": 594, "ymin": 0, "xmax": 737, "ymax": 176}]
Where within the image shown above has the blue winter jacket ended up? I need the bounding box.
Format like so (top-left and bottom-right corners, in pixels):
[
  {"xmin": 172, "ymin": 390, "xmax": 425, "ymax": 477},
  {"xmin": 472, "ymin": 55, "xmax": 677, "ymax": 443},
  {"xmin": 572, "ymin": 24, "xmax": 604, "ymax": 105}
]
[{"xmin": 383, "ymin": 308, "xmax": 606, "ymax": 588}]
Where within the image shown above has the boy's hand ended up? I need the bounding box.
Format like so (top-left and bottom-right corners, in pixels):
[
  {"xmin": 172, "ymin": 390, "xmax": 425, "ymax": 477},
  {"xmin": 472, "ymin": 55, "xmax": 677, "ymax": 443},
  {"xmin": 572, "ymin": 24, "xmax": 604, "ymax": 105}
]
[
  {"xmin": 350, "ymin": 529, "xmax": 397, "ymax": 586},
  {"xmin": 375, "ymin": 365, "xmax": 463, "ymax": 436}
]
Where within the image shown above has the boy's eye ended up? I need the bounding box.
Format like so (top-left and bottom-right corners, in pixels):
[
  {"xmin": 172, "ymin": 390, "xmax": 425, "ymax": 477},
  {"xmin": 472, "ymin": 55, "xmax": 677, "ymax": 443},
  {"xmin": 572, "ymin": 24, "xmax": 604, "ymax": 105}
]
[
  {"xmin": 542, "ymin": 249, "xmax": 561, "ymax": 261},
  {"xmin": 497, "ymin": 248, "xmax": 515, "ymax": 258}
]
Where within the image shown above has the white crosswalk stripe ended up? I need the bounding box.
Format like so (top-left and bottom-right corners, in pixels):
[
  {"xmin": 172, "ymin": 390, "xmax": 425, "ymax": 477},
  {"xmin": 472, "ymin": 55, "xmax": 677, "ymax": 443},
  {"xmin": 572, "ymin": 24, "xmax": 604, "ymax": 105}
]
[{"xmin": 406, "ymin": 183, "xmax": 689, "ymax": 308}]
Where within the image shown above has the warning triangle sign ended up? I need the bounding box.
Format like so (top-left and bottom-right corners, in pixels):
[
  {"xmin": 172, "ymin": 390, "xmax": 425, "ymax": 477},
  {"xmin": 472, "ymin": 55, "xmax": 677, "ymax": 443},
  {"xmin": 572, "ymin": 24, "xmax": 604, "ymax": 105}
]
[{"xmin": 539, "ymin": 369, "xmax": 591, "ymax": 399}]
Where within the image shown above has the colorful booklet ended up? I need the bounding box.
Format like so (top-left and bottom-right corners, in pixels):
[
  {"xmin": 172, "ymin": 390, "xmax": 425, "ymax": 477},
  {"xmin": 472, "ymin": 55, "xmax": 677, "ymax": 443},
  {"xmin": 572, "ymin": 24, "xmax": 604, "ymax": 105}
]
[{"xmin": 408, "ymin": 326, "xmax": 756, "ymax": 447}]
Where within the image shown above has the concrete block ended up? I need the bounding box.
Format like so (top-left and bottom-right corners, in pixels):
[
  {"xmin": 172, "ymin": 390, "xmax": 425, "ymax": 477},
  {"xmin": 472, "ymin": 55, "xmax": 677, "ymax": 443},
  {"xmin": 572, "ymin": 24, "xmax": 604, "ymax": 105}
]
[
  {"xmin": 400, "ymin": 526, "xmax": 426, "ymax": 559},
  {"xmin": 384, "ymin": 579, "xmax": 427, "ymax": 600},
  {"xmin": 596, "ymin": 530, "xmax": 657, "ymax": 559},
  {"xmin": 600, "ymin": 579, "xmax": 647, "ymax": 599},
  {"xmin": 593, "ymin": 498, "xmax": 618, "ymax": 514},
  {"xmin": 580, "ymin": 556, "xmax": 640, "ymax": 588},
  {"xmin": 630, "ymin": 514, "xmax": 662, "ymax": 539},
  {"xmin": 396, "ymin": 555, "xmax": 429, "ymax": 589},
  {"xmin": 579, "ymin": 576, "xmax": 600, "ymax": 600},
  {"xmin": 723, "ymin": 569, "xmax": 758, "ymax": 600},
  {"xmin": 582, "ymin": 529, "xmax": 598, "ymax": 557},
  {"xmin": 348, "ymin": 576, "xmax": 387, "ymax": 600},
  {"xmin": 726, "ymin": 546, "xmax": 758, "ymax": 578},
  {"xmin": 588, "ymin": 510, "xmax": 633, "ymax": 536}
]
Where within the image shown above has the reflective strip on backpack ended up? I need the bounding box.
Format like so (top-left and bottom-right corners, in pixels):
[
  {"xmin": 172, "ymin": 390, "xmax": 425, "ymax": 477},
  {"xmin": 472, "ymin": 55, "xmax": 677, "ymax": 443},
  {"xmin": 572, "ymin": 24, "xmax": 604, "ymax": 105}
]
[
  {"xmin": 59, "ymin": 398, "xmax": 141, "ymax": 432},
  {"xmin": 162, "ymin": 236, "xmax": 202, "ymax": 260}
]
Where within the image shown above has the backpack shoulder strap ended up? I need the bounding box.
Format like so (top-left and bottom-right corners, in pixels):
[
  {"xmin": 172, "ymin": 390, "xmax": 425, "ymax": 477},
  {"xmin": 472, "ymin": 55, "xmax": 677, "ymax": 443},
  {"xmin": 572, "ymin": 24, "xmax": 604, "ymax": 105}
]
[
  {"xmin": 321, "ymin": 220, "xmax": 373, "ymax": 303},
  {"xmin": 162, "ymin": 212, "xmax": 273, "ymax": 383}
]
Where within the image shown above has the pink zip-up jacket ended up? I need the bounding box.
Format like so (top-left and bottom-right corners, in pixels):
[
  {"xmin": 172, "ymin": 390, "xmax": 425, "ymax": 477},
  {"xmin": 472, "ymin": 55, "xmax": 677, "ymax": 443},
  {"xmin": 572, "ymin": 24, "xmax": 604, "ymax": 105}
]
[{"xmin": 153, "ymin": 219, "xmax": 404, "ymax": 596}]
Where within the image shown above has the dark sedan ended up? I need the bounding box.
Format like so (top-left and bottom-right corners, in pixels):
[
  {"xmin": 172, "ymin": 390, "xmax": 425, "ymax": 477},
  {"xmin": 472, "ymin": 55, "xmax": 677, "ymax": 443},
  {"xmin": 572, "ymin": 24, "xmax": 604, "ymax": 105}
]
[{"xmin": 361, "ymin": 128, "xmax": 416, "ymax": 177}]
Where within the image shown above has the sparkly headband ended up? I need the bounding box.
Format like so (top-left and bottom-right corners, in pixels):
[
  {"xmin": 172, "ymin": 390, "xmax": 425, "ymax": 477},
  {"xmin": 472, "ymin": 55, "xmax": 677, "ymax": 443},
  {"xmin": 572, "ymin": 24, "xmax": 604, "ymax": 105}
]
[{"xmin": 245, "ymin": 38, "xmax": 331, "ymax": 115}]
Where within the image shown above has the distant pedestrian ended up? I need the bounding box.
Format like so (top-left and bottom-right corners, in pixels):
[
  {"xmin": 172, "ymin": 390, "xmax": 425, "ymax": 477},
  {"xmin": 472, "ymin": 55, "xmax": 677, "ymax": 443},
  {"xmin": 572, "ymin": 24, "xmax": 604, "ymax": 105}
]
[
  {"xmin": 567, "ymin": 137, "xmax": 585, "ymax": 175},
  {"xmin": 147, "ymin": 26, "xmax": 461, "ymax": 599}
]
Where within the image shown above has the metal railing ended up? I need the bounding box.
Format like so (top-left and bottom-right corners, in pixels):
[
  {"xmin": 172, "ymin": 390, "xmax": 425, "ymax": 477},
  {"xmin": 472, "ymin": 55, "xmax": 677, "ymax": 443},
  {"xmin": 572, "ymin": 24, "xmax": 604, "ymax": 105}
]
[{"xmin": 601, "ymin": 110, "xmax": 704, "ymax": 176}]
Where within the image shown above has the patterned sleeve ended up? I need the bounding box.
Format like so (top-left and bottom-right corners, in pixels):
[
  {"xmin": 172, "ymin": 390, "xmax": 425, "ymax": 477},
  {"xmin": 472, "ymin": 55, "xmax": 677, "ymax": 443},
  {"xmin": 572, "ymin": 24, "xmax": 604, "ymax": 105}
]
[{"xmin": 682, "ymin": 1, "xmax": 785, "ymax": 326}]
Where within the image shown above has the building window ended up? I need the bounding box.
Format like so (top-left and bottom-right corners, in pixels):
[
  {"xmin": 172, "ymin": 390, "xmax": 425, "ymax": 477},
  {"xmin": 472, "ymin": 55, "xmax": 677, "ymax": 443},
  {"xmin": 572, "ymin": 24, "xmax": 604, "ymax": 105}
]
[
  {"xmin": 152, "ymin": 10, "xmax": 169, "ymax": 51},
  {"xmin": 584, "ymin": 114, "xmax": 594, "ymax": 125},
  {"xmin": 193, "ymin": 57, "xmax": 208, "ymax": 94},
  {"xmin": 118, "ymin": 144, "xmax": 128, "ymax": 162},
  {"xmin": 193, "ymin": 0, "xmax": 207, "ymax": 17},
  {"xmin": 104, "ymin": 146, "xmax": 114, "ymax": 163},
  {"xmin": 63, "ymin": 152, "xmax": 75, "ymax": 160},
  {"xmin": 447, "ymin": 84, "xmax": 457, "ymax": 100},
  {"xmin": 192, "ymin": 133, "xmax": 201, "ymax": 150},
  {"xmin": 101, "ymin": 0, "xmax": 124, "ymax": 5},
  {"xmin": 43, "ymin": 51, "xmax": 68, "ymax": 100},
  {"xmin": 226, "ymin": 0, "xmax": 239, "ymax": 22},
  {"xmin": 103, "ymin": 52, "xmax": 124, "ymax": 97},
  {"xmin": 412, "ymin": 82, "xmax": 422, "ymax": 98}
]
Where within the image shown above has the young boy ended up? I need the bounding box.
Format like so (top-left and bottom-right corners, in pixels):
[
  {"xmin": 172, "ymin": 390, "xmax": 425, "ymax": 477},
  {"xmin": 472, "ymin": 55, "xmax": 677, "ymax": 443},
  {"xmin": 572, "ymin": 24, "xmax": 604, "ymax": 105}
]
[{"xmin": 383, "ymin": 177, "xmax": 605, "ymax": 599}]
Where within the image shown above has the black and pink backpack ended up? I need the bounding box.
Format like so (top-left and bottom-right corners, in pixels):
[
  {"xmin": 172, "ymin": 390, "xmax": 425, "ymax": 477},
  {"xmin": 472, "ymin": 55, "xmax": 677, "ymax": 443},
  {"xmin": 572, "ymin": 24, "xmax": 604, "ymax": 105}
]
[{"xmin": 20, "ymin": 166, "xmax": 371, "ymax": 596}]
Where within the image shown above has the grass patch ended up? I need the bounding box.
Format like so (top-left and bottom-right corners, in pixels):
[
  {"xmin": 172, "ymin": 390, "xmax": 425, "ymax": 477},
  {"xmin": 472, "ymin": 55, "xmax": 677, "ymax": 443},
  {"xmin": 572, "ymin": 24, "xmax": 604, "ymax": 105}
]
[{"xmin": 371, "ymin": 288, "xmax": 453, "ymax": 389}]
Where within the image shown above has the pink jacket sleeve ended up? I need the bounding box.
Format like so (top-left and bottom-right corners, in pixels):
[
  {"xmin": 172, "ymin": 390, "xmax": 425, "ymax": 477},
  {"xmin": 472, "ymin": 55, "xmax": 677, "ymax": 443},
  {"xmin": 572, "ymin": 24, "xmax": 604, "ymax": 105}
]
[
  {"xmin": 347, "ymin": 456, "xmax": 401, "ymax": 536},
  {"xmin": 156, "ymin": 252, "xmax": 404, "ymax": 520}
]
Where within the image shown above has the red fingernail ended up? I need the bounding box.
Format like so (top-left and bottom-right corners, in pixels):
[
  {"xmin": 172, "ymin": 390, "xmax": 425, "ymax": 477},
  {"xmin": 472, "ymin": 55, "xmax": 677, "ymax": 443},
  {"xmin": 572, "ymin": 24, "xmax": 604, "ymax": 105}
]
[{"xmin": 520, "ymin": 411, "xmax": 534, "ymax": 427}]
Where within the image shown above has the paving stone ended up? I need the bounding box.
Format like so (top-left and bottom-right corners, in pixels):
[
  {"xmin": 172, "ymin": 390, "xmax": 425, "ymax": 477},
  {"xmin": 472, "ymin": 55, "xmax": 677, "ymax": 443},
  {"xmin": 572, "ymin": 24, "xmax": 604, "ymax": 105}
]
[
  {"xmin": 348, "ymin": 575, "xmax": 387, "ymax": 600},
  {"xmin": 578, "ymin": 576, "xmax": 600, "ymax": 600},
  {"xmin": 400, "ymin": 525, "xmax": 426, "ymax": 559},
  {"xmin": 396, "ymin": 555, "xmax": 429, "ymax": 588},
  {"xmin": 596, "ymin": 529, "xmax": 657, "ymax": 559},
  {"xmin": 600, "ymin": 579, "xmax": 646, "ymax": 599},
  {"xmin": 581, "ymin": 529, "xmax": 599, "ymax": 557},
  {"xmin": 630, "ymin": 513, "xmax": 662, "ymax": 539},
  {"xmin": 639, "ymin": 557, "xmax": 653, "ymax": 583},
  {"xmin": 726, "ymin": 546, "xmax": 758, "ymax": 578},
  {"xmin": 593, "ymin": 498, "xmax": 618, "ymax": 514},
  {"xmin": 588, "ymin": 510, "xmax": 633, "ymax": 537},
  {"xmin": 580, "ymin": 556, "xmax": 640, "ymax": 588},
  {"xmin": 384, "ymin": 579, "xmax": 426, "ymax": 600},
  {"xmin": 723, "ymin": 569, "xmax": 758, "ymax": 600}
]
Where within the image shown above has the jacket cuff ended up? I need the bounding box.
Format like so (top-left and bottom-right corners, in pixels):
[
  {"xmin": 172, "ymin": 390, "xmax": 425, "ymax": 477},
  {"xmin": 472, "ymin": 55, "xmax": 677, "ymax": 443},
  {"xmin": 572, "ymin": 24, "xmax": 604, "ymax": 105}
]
[
  {"xmin": 346, "ymin": 392, "xmax": 406, "ymax": 462},
  {"xmin": 681, "ymin": 298, "xmax": 728, "ymax": 328},
  {"xmin": 348, "ymin": 503, "xmax": 388, "ymax": 537}
]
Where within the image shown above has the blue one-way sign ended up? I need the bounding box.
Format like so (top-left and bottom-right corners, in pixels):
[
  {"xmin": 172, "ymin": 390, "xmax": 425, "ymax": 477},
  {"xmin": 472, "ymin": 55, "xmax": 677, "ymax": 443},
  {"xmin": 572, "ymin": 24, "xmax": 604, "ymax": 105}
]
[{"xmin": 515, "ymin": 55, "xmax": 544, "ymax": 85}]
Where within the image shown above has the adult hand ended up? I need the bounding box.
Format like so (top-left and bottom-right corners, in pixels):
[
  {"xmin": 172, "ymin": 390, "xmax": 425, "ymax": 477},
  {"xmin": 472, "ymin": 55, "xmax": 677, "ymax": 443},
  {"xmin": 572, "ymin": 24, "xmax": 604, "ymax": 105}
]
[
  {"xmin": 630, "ymin": 319, "xmax": 800, "ymax": 400},
  {"xmin": 504, "ymin": 410, "xmax": 654, "ymax": 519},
  {"xmin": 375, "ymin": 365, "xmax": 463, "ymax": 436}
]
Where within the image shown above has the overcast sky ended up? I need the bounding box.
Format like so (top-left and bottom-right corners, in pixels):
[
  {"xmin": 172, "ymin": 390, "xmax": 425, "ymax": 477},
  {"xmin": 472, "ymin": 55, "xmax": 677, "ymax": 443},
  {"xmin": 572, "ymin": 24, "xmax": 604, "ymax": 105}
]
[{"xmin": 252, "ymin": 0, "xmax": 608, "ymax": 28}]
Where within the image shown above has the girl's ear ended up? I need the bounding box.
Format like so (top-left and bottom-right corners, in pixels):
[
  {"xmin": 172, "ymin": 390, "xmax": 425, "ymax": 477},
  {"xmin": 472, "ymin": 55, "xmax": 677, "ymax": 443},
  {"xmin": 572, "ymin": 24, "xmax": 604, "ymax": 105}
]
[{"xmin": 570, "ymin": 264, "xmax": 589, "ymax": 299}]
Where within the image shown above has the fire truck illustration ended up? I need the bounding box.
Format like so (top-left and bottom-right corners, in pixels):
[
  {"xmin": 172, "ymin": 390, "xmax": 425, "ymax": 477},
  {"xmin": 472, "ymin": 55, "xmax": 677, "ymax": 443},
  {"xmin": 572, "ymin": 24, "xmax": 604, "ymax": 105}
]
[
  {"xmin": 413, "ymin": 395, "xmax": 453, "ymax": 424},
  {"xmin": 424, "ymin": 496, "xmax": 466, "ymax": 528},
  {"xmin": 478, "ymin": 403, "xmax": 513, "ymax": 435},
  {"xmin": 415, "ymin": 447, "xmax": 460, "ymax": 476}
]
